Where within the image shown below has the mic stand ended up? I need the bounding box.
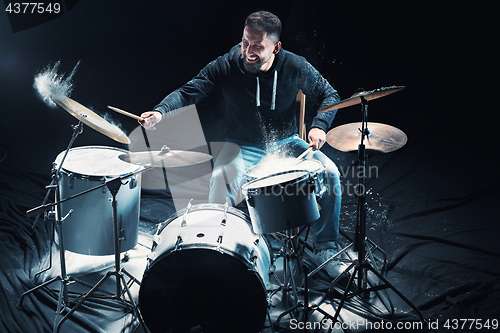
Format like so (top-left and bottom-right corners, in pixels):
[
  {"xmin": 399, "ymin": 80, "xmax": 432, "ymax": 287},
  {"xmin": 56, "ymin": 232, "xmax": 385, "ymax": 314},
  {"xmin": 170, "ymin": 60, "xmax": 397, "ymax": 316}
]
[{"xmin": 329, "ymin": 96, "xmax": 425, "ymax": 327}]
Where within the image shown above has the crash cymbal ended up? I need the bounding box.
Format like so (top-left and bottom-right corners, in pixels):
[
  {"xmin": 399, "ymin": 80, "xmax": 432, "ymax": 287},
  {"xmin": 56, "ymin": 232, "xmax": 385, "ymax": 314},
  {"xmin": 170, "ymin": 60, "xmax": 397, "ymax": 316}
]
[
  {"xmin": 326, "ymin": 122, "xmax": 407, "ymax": 153},
  {"xmin": 320, "ymin": 86, "xmax": 405, "ymax": 112},
  {"xmin": 53, "ymin": 96, "xmax": 131, "ymax": 144},
  {"xmin": 119, "ymin": 147, "xmax": 212, "ymax": 168}
]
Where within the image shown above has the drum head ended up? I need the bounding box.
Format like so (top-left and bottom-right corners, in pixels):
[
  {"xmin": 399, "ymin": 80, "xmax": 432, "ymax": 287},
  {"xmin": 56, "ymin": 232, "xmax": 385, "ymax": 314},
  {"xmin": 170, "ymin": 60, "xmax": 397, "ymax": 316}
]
[
  {"xmin": 55, "ymin": 146, "xmax": 140, "ymax": 178},
  {"xmin": 246, "ymin": 158, "xmax": 322, "ymax": 180},
  {"xmin": 245, "ymin": 170, "xmax": 307, "ymax": 189},
  {"xmin": 139, "ymin": 249, "xmax": 268, "ymax": 333}
]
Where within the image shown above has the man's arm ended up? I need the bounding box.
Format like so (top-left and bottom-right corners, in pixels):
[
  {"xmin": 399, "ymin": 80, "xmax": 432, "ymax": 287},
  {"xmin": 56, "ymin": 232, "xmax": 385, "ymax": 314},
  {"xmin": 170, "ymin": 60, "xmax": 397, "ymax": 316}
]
[
  {"xmin": 140, "ymin": 53, "xmax": 230, "ymax": 129},
  {"xmin": 300, "ymin": 61, "xmax": 340, "ymax": 149}
]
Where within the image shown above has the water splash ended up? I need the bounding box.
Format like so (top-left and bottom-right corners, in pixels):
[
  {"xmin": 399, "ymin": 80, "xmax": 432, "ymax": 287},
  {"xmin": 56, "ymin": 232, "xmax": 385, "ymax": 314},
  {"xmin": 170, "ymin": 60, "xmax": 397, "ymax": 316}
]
[
  {"xmin": 255, "ymin": 109, "xmax": 294, "ymax": 159},
  {"xmin": 33, "ymin": 60, "xmax": 81, "ymax": 107}
]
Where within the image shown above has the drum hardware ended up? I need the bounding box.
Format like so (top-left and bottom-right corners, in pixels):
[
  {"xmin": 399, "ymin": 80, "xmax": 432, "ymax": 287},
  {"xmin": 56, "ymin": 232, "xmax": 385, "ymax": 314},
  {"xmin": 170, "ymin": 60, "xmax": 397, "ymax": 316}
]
[
  {"xmin": 52, "ymin": 146, "xmax": 142, "ymax": 255},
  {"xmin": 21, "ymin": 141, "xmax": 154, "ymax": 332},
  {"xmin": 323, "ymin": 89, "xmax": 426, "ymax": 326},
  {"xmin": 271, "ymin": 226, "xmax": 340, "ymax": 333},
  {"xmin": 46, "ymin": 170, "xmax": 147, "ymax": 332},
  {"xmin": 242, "ymin": 159, "xmax": 326, "ymax": 234},
  {"xmin": 139, "ymin": 203, "xmax": 272, "ymax": 333},
  {"xmin": 19, "ymin": 121, "xmax": 112, "ymax": 332}
]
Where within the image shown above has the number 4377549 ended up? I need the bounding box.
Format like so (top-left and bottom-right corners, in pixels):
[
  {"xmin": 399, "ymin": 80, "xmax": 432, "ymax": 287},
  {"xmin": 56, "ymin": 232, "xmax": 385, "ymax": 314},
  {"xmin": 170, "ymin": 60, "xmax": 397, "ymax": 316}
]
[
  {"xmin": 444, "ymin": 319, "xmax": 498, "ymax": 330},
  {"xmin": 5, "ymin": 3, "xmax": 61, "ymax": 14}
]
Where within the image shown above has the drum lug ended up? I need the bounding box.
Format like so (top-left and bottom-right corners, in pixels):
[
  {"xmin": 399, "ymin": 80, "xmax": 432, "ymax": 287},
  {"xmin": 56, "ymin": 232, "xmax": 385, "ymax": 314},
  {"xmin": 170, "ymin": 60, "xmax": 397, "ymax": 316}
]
[
  {"xmin": 246, "ymin": 194, "xmax": 255, "ymax": 208},
  {"xmin": 216, "ymin": 235, "xmax": 223, "ymax": 252},
  {"xmin": 151, "ymin": 234, "xmax": 159, "ymax": 252},
  {"xmin": 68, "ymin": 173, "xmax": 75, "ymax": 189},
  {"xmin": 279, "ymin": 185, "xmax": 286, "ymax": 203},
  {"xmin": 221, "ymin": 200, "xmax": 229, "ymax": 226},
  {"xmin": 119, "ymin": 227, "xmax": 127, "ymax": 241},
  {"xmin": 307, "ymin": 176, "xmax": 317, "ymax": 195},
  {"xmin": 250, "ymin": 248, "xmax": 258, "ymax": 266},
  {"xmin": 129, "ymin": 177, "xmax": 137, "ymax": 189},
  {"xmin": 181, "ymin": 199, "xmax": 193, "ymax": 227},
  {"xmin": 174, "ymin": 236, "xmax": 183, "ymax": 251}
]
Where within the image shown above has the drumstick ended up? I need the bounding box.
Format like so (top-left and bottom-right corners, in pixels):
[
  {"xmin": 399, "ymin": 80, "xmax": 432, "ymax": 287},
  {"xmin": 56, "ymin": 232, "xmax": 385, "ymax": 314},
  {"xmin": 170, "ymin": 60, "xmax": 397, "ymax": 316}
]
[
  {"xmin": 107, "ymin": 105, "xmax": 145, "ymax": 122},
  {"xmin": 296, "ymin": 147, "xmax": 313, "ymax": 160}
]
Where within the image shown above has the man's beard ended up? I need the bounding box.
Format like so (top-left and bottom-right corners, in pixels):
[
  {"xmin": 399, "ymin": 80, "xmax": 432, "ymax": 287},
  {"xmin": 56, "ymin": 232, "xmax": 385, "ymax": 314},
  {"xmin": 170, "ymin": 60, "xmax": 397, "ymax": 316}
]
[{"xmin": 242, "ymin": 54, "xmax": 263, "ymax": 73}]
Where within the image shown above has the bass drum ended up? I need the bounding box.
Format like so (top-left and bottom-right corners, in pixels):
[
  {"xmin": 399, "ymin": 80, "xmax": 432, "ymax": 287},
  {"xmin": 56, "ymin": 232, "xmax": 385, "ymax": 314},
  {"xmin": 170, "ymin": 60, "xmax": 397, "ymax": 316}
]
[{"xmin": 139, "ymin": 203, "xmax": 271, "ymax": 333}]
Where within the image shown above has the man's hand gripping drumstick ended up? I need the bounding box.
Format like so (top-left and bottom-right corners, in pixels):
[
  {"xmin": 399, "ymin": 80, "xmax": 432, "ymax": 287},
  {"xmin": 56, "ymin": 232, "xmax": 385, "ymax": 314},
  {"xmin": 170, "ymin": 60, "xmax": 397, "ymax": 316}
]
[
  {"xmin": 107, "ymin": 106, "xmax": 162, "ymax": 130},
  {"xmin": 295, "ymin": 127, "xmax": 327, "ymax": 160},
  {"xmin": 139, "ymin": 111, "xmax": 163, "ymax": 130}
]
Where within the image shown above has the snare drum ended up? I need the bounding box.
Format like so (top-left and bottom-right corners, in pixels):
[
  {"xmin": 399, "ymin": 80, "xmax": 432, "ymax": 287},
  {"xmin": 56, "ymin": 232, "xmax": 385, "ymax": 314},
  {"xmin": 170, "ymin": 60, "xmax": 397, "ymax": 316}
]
[
  {"xmin": 139, "ymin": 203, "xmax": 271, "ymax": 333},
  {"xmin": 54, "ymin": 146, "xmax": 142, "ymax": 255},
  {"xmin": 242, "ymin": 159, "xmax": 326, "ymax": 234},
  {"xmin": 245, "ymin": 158, "xmax": 327, "ymax": 199}
]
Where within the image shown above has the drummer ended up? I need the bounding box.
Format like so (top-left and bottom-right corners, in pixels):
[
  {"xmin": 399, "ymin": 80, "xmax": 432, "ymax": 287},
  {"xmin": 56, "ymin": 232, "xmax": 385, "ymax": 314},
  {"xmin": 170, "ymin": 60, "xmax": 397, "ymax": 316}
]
[{"xmin": 140, "ymin": 11, "xmax": 343, "ymax": 278}]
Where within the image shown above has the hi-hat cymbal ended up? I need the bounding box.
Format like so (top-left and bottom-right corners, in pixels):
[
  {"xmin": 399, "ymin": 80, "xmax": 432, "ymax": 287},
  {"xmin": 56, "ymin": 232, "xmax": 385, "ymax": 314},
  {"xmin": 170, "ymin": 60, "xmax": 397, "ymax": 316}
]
[
  {"xmin": 53, "ymin": 96, "xmax": 131, "ymax": 144},
  {"xmin": 326, "ymin": 122, "xmax": 407, "ymax": 153},
  {"xmin": 320, "ymin": 86, "xmax": 405, "ymax": 112},
  {"xmin": 119, "ymin": 149, "xmax": 212, "ymax": 168}
]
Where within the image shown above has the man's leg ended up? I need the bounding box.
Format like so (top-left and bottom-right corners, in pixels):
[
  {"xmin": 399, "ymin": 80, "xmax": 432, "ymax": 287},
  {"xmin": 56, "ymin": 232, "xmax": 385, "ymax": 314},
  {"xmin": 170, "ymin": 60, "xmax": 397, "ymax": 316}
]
[{"xmin": 280, "ymin": 137, "xmax": 342, "ymax": 250}]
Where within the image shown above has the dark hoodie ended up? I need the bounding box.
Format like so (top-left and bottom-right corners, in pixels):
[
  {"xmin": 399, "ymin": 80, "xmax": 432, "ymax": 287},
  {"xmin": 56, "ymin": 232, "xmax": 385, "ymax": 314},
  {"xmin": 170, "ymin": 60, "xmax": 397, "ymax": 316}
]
[{"xmin": 154, "ymin": 44, "xmax": 340, "ymax": 143}]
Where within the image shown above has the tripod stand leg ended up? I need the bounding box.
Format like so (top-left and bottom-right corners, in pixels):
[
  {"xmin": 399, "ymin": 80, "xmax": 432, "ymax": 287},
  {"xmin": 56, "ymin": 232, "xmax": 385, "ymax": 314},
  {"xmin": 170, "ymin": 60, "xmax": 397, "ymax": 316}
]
[
  {"xmin": 19, "ymin": 275, "xmax": 61, "ymax": 307},
  {"xmin": 119, "ymin": 271, "xmax": 148, "ymax": 332},
  {"xmin": 331, "ymin": 264, "xmax": 360, "ymax": 324},
  {"xmin": 54, "ymin": 270, "xmax": 114, "ymax": 333}
]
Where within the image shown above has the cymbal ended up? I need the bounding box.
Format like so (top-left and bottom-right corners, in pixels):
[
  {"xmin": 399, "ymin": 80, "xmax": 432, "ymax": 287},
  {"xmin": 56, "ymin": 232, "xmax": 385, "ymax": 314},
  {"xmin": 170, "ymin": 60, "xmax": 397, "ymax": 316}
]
[
  {"xmin": 326, "ymin": 122, "xmax": 407, "ymax": 153},
  {"xmin": 53, "ymin": 96, "xmax": 131, "ymax": 144},
  {"xmin": 119, "ymin": 149, "xmax": 212, "ymax": 168},
  {"xmin": 320, "ymin": 86, "xmax": 405, "ymax": 112}
]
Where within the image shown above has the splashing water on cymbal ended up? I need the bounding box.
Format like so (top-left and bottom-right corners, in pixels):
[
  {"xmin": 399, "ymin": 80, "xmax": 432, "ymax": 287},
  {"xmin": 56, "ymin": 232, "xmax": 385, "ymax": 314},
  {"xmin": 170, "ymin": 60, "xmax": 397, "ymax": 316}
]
[{"xmin": 33, "ymin": 60, "xmax": 81, "ymax": 107}]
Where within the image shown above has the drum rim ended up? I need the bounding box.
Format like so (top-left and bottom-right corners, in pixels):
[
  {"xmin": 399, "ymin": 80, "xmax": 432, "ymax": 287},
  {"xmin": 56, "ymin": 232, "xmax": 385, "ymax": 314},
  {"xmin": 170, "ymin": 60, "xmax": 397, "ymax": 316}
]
[
  {"xmin": 242, "ymin": 168, "xmax": 314, "ymax": 191},
  {"xmin": 245, "ymin": 158, "xmax": 323, "ymax": 179},
  {"xmin": 157, "ymin": 202, "xmax": 251, "ymax": 234},
  {"xmin": 54, "ymin": 145, "xmax": 142, "ymax": 179}
]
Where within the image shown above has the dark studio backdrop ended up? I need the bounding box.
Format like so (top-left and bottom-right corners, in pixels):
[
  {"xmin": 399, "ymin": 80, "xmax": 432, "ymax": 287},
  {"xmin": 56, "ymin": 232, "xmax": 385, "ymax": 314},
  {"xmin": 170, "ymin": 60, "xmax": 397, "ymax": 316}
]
[{"xmin": 0, "ymin": 1, "xmax": 498, "ymax": 332}]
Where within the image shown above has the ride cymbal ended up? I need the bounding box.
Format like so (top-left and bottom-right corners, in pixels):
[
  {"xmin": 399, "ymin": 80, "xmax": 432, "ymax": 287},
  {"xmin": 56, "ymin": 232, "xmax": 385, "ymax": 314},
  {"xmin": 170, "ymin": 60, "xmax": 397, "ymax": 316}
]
[{"xmin": 326, "ymin": 122, "xmax": 407, "ymax": 153}]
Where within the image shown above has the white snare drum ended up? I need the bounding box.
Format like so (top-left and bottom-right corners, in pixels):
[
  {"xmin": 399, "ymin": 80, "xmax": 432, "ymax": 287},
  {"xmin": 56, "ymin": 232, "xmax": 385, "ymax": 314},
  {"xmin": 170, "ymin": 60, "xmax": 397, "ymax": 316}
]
[
  {"xmin": 139, "ymin": 203, "xmax": 271, "ymax": 333},
  {"xmin": 54, "ymin": 146, "xmax": 142, "ymax": 255},
  {"xmin": 243, "ymin": 158, "xmax": 326, "ymax": 234}
]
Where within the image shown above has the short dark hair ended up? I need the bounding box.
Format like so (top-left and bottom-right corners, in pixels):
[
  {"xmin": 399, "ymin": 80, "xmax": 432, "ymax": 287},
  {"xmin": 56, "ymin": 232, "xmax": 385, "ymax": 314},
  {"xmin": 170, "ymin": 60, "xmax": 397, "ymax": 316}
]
[{"xmin": 245, "ymin": 11, "xmax": 281, "ymax": 43}]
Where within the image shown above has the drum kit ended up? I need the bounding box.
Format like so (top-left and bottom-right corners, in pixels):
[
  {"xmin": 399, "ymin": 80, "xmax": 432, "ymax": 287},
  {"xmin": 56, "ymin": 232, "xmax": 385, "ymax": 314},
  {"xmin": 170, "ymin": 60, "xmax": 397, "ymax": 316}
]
[{"xmin": 19, "ymin": 86, "xmax": 424, "ymax": 333}]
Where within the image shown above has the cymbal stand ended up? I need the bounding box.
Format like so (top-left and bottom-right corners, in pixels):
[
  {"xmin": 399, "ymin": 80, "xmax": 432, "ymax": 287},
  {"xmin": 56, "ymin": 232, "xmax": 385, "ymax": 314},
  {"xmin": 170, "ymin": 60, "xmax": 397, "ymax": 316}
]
[
  {"xmin": 329, "ymin": 96, "xmax": 425, "ymax": 327},
  {"xmin": 54, "ymin": 176, "xmax": 147, "ymax": 333},
  {"xmin": 19, "ymin": 121, "xmax": 97, "ymax": 330},
  {"xmin": 272, "ymin": 226, "xmax": 339, "ymax": 333}
]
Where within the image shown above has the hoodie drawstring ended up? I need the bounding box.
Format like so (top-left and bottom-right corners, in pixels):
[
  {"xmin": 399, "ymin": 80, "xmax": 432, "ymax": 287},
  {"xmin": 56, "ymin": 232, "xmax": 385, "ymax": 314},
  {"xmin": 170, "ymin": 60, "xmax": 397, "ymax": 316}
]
[
  {"xmin": 255, "ymin": 71, "xmax": 278, "ymax": 111},
  {"xmin": 256, "ymin": 77, "xmax": 260, "ymax": 108}
]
